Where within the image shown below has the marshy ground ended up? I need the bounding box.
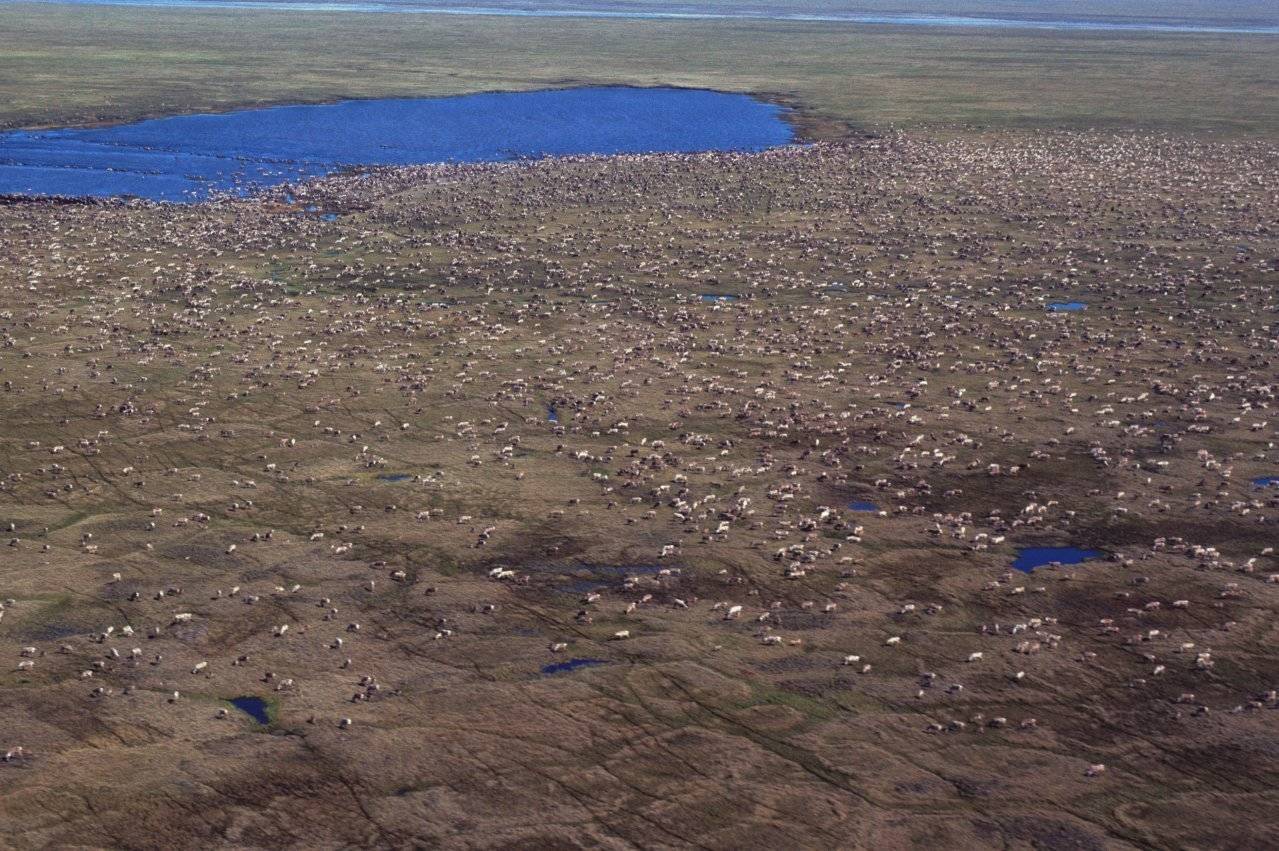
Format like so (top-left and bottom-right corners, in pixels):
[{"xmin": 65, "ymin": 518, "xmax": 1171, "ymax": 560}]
[{"xmin": 0, "ymin": 131, "xmax": 1277, "ymax": 848}]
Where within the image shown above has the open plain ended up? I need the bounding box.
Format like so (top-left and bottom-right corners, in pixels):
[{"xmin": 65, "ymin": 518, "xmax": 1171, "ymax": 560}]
[
  {"xmin": 5, "ymin": 3, "xmax": 1279, "ymax": 137},
  {"xmin": 1, "ymin": 128, "xmax": 1278, "ymax": 847}
]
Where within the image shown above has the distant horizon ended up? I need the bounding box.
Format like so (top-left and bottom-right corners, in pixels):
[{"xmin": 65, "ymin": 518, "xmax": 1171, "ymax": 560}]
[{"xmin": 11, "ymin": 0, "xmax": 1279, "ymax": 33}]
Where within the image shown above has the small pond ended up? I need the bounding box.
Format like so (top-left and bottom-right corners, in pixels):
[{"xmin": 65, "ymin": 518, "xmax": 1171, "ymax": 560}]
[
  {"xmin": 1012, "ymin": 546, "xmax": 1104, "ymax": 573},
  {"xmin": 542, "ymin": 658, "xmax": 609, "ymax": 675},
  {"xmin": 229, "ymin": 696, "xmax": 271, "ymax": 724}
]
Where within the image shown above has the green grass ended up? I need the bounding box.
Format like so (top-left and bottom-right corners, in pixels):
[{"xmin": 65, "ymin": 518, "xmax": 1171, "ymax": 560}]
[{"xmin": 1, "ymin": 3, "xmax": 1277, "ymax": 135}]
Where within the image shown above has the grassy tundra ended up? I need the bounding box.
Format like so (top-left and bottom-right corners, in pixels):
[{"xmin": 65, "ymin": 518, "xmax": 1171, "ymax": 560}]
[{"xmin": 2, "ymin": 4, "xmax": 1278, "ymax": 135}]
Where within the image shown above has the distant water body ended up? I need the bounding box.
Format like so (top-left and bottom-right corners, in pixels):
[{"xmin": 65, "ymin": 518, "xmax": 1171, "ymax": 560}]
[
  {"xmin": 0, "ymin": 87, "xmax": 792, "ymax": 202},
  {"xmin": 19, "ymin": 0, "xmax": 1279, "ymax": 33}
]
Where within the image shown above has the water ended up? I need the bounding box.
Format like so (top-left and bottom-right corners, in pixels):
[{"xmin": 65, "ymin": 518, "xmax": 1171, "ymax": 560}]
[
  {"xmin": 22, "ymin": 622, "xmax": 82, "ymax": 640},
  {"xmin": 20, "ymin": 0, "xmax": 1279, "ymax": 34},
  {"xmin": 848, "ymin": 500, "xmax": 878, "ymax": 512},
  {"xmin": 0, "ymin": 87, "xmax": 793, "ymax": 202},
  {"xmin": 229, "ymin": 695, "xmax": 271, "ymax": 723},
  {"xmin": 1012, "ymin": 546, "xmax": 1104, "ymax": 573},
  {"xmin": 542, "ymin": 658, "xmax": 608, "ymax": 675},
  {"xmin": 537, "ymin": 562, "xmax": 663, "ymax": 595},
  {"xmin": 1254, "ymin": 476, "xmax": 1279, "ymax": 488},
  {"xmin": 378, "ymin": 473, "xmax": 412, "ymax": 482},
  {"xmin": 700, "ymin": 294, "xmax": 739, "ymax": 303},
  {"xmin": 547, "ymin": 406, "xmax": 559, "ymax": 423},
  {"xmin": 1048, "ymin": 301, "xmax": 1087, "ymax": 312}
]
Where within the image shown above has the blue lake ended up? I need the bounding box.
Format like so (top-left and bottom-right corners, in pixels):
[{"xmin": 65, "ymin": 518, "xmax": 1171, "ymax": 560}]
[
  {"xmin": 701, "ymin": 294, "xmax": 739, "ymax": 303},
  {"xmin": 378, "ymin": 473, "xmax": 413, "ymax": 482},
  {"xmin": 0, "ymin": 87, "xmax": 793, "ymax": 202},
  {"xmin": 848, "ymin": 501, "xmax": 879, "ymax": 512},
  {"xmin": 1012, "ymin": 546, "xmax": 1104, "ymax": 573},
  {"xmin": 230, "ymin": 696, "xmax": 271, "ymax": 724},
  {"xmin": 1048, "ymin": 301, "xmax": 1088, "ymax": 312},
  {"xmin": 542, "ymin": 658, "xmax": 608, "ymax": 675},
  {"xmin": 1254, "ymin": 476, "xmax": 1279, "ymax": 488}
]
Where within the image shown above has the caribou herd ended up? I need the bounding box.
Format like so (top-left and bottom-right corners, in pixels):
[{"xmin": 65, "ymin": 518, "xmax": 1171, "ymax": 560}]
[{"xmin": 0, "ymin": 130, "xmax": 1276, "ymax": 846}]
